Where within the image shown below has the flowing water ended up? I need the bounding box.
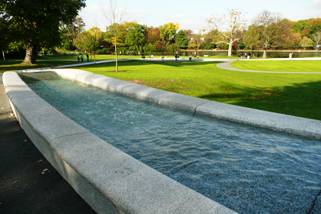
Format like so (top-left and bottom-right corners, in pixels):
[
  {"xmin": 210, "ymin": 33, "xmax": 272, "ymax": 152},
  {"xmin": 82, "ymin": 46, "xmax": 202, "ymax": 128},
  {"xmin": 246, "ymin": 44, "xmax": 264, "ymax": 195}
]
[{"xmin": 22, "ymin": 73, "xmax": 321, "ymax": 214}]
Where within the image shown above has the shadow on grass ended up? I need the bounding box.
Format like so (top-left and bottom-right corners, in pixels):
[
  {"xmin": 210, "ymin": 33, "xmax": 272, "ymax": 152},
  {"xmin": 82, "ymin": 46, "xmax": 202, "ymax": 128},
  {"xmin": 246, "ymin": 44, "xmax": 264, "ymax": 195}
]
[
  {"xmin": 200, "ymin": 81, "xmax": 321, "ymax": 120},
  {"xmin": 0, "ymin": 59, "xmax": 78, "ymax": 72},
  {"xmin": 78, "ymin": 60, "xmax": 219, "ymax": 69},
  {"xmin": 0, "ymin": 56, "xmax": 79, "ymax": 73}
]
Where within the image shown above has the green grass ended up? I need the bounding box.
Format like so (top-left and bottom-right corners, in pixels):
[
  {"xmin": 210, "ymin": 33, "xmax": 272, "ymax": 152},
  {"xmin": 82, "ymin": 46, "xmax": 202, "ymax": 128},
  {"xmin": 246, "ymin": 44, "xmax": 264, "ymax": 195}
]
[
  {"xmin": 232, "ymin": 60, "xmax": 321, "ymax": 72},
  {"xmin": 3, "ymin": 55, "xmax": 321, "ymax": 120},
  {"xmin": 0, "ymin": 54, "xmax": 234, "ymax": 73},
  {"xmin": 0, "ymin": 54, "xmax": 139, "ymax": 73},
  {"xmin": 206, "ymin": 55, "xmax": 239, "ymax": 59},
  {"xmin": 78, "ymin": 60, "xmax": 321, "ymax": 120},
  {"xmin": 0, "ymin": 55, "xmax": 76, "ymax": 72}
]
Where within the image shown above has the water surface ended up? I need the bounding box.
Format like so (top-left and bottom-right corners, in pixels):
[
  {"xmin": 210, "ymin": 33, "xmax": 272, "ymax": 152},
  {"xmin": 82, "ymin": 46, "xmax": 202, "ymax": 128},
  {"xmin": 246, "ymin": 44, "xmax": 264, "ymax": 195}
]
[{"xmin": 22, "ymin": 73, "xmax": 321, "ymax": 214}]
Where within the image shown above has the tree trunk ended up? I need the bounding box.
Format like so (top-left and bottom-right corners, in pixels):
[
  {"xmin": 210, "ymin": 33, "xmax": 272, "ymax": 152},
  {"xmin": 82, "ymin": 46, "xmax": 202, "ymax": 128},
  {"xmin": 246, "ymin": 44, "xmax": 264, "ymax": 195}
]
[
  {"xmin": 23, "ymin": 45, "xmax": 36, "ymax": 64},
  {"xmin": 228, "ymin": 40, "xmax": 233, "ymax": 57},
  {"xmin": 115, "ymin": 42, "xmax": 118, "ymax": 72},
  {"xmin": 263, "ymin": 50, "xmax": 267, "ymax": 59},
  {"xmin": 1, "ymin": 50, "xmax": 5, "ymax": 61}
]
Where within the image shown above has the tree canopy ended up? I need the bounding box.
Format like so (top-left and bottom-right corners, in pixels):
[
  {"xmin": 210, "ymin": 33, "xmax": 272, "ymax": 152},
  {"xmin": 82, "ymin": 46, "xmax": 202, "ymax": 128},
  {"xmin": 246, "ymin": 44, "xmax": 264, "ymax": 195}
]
[
  {"xmin": 160, "ymin": 23, "xmax": 179, "ymax": 46},
  {"xmin": 0, "ymin": 16, "xmax": 10, "ymax": 56},
  {"xmin": 2, "ymin": 4, "xmax": 321, "ymax": 60},
  {"xmin": 85, "ymin": 17, "xmax": 321, "ymax": 57},
  {"xmin": 175, "ymin": 30, "xmax": 189, "ymax": 49},
  {"xmin": 125, "ymin": 24, "xmax": 146, "ymax": 55},
  {"xmin": 1, "ymin": 0, "xmax": 85, "ymax": 63},
  {"xmin": 60, "ymin": 16, "xmax": 85, "ymax": 50},
  {"xmin": 73, "ymin": 27, "xmax": 103, "ymax": 57}
]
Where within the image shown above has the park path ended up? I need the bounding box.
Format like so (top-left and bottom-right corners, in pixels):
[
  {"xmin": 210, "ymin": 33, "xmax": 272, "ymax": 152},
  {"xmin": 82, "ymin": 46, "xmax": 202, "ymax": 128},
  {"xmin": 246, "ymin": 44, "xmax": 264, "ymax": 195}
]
[
  {"xmin": 0, "ymin": 74, "xmax": 96, "ymax": 214},
  {"xmin": 217, "ymin": 61, "xmax": 321, "ymax": 74}
]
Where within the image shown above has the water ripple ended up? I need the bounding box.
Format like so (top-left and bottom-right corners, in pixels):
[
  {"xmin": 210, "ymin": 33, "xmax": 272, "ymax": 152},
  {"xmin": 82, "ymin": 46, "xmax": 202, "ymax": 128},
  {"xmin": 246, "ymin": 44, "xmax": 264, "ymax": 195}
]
[{"xmin": 24, "ymin": 74, "xmax": 321, "ymax": 214}]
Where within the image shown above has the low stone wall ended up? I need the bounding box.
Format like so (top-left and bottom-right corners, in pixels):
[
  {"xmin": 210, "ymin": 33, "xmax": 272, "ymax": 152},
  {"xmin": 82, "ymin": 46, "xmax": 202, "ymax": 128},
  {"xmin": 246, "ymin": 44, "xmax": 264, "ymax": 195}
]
[
  {"xmin": 3, "ymin": 71, "xmax": 236, "ymax": 214},
  {"xmin": 52, "ymin": 68, "xmax": 321, "ymax": 140}
]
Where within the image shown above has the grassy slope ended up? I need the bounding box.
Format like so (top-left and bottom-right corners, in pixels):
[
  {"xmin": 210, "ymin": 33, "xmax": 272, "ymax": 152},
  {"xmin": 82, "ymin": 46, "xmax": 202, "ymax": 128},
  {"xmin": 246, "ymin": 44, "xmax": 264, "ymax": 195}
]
[
  {"xmin": 78, "ymin": 60, "xmax": 321, "ymax": 120},
  {"xmin": 232, "ymin": 60, "xmax": 321, "ymax": 72}
]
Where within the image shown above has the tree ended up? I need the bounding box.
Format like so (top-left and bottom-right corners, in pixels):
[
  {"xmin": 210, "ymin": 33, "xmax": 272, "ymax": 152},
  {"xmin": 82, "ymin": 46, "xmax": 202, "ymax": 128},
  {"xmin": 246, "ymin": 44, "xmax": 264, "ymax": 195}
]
[
  {"xmin": 188, "ymin": 34, "xmax": 203, "ymax": 56},
  {"xmin": 253, "ymin": 11, "xmax": 280, "ymax": 58},
  {"xmin": 271, "ymin": 19, "xmax": 301, "ymax": 49},
  {"xmin": 208, "ymin": 9, "xmax": 245, "ymax": 57},
  {"xmin": 125, "ymin": 24, "xmax": 146, "ymax": 56},
  {"xmin": 88, "ymin": 27, "xmax": 104, "ymax": 59},
  {"xmin": 175, "ymin": 30, "xmax": 189, "ymax": 49},
  {"xmin": 2, "ymin": 0, "xmax": 85, "ymax": 64},
  {"xmin": 245, "ymin": 15, "xmax": 300, "ymax": 54},
  {"xmin": 202, "ymin": 29, "xmax": 222, "ymax": 49},
  {"xmin": 293, "ymin": 20, "xmax": 311, "ymax": 37},
  {"xmin": 73, "ymin": 31, "xmax": 92, "ymax": 53},
  {"xmin": 102, "ymin": 0, "xmax": 127, "ymax": 72},
  {"xmin": 159, "ymin": 23, "xmax": 179, "ymax": 46},
  {"xmin": 146, "ymin": 27, "xmax": 161, "ymax": 44},
  {"xmin": 293, "ymin": 18, "xmax": 321, "ymax": 38},
  {"xmin": 0, "ymin": 16, "xmax": 10, "ymax": 61},
  {"xmin": 243, "ymin": 25, "xmax": 261, "ymax": 50},
  {"xmin": 59, "ymin": 16, "xmax": 85, "ymax": 50},
  {"xmin": 300, "ymin": 36, "xmax": 314, "ymax": 49},
  {"xmin": 145, "ymin": 27, "xmax": 163, "ymax": 54},
  {"xmin": 313, "ymin": 32, "xmax": 321, "ymax": 48},
  {"xmin": 74, "ymin": 27, "xmax": 103, "ymax": 59},
  {"xmin": 105, "ymin": 22, "xmax": 137, "ymax": 47}
]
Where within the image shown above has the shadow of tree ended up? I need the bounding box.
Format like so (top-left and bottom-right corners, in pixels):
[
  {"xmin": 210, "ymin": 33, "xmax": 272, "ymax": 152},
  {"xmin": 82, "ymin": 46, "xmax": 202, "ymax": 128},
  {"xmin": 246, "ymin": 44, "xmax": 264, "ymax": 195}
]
[
  {"xmin": 0, "ymin": 59, "xmax": 77, "ymax": 73},
  {"xmin": 200, "ymin": 81, "xmax": 321, "ymax": 120},
  {"xmin": 79, "ymin": 60, "xmax": 219, "ymax": 69}
]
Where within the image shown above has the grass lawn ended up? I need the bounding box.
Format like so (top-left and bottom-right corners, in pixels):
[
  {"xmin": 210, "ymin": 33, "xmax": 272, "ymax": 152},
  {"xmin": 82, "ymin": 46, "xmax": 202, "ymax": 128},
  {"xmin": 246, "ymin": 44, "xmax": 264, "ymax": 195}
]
[
  {"xmin": 0, "ymin": 54, "xmax": 139, "ymax": 73},
  {"xmin": 78, "ymin": 60, "xmax": 321, "ymax": 120},
  {"xmin": 0, "ymin": 54, "xmax": 233, "ymax": 73},
  {"xmin": 206, "ymin": 55, "xmax": 239, "ymax": 59},
  {"xmin": 232, "ymin": 60, "xmax": 321, "ymax": 72},
  {"xmin": 0, "ymin": 55, "xmax": 76, "ymax": 72}
]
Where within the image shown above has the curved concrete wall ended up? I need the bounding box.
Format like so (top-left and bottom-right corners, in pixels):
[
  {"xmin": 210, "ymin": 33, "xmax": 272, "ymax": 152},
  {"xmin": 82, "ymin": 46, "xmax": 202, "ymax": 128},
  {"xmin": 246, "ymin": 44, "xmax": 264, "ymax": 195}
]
[
  {"xmin": 3, "ymin": 71, "xmax": 236, "ymax": 214},
  {"xmin": 52, "ymin": 68, "xmax": 321, "ymax": 140}
]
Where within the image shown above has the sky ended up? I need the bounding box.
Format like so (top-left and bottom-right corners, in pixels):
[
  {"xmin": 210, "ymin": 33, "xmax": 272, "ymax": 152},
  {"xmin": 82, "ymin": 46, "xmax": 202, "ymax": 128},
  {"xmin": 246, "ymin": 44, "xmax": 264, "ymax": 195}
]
[{"xmin": 80, "ymin": 0, "xmax": 321, "ymax": 32}]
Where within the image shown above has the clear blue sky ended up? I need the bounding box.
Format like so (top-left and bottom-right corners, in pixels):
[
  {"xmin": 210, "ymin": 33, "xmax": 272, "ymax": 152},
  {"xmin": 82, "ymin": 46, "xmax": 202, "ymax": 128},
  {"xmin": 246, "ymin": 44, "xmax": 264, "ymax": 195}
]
[{"xmin": 80, "ymin": 0, "xmax": 321, "ymax": 32}]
